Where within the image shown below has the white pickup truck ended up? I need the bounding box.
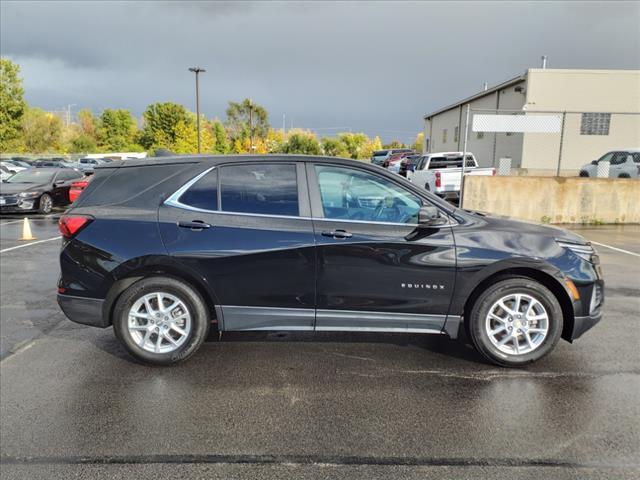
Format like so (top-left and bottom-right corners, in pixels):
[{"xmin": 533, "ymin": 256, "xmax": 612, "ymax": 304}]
[{"xmin": 408, "ymin": 152, "xmax": 495, "ymax": 200}]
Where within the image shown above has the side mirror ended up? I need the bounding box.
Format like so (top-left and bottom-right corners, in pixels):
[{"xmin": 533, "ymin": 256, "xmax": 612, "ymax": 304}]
[
  {"xmin": 591, "ymin": 160, "xmax": 598, "ymax": 165},
  {"xmin": 418, "ymin": 205, "xmax": 447, "ymax": 226}
]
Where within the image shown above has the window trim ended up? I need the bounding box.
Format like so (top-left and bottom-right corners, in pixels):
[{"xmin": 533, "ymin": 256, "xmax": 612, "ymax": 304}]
[{"xmin": 165, "ymin": 162, "xmax": 457, "ymax": 227}]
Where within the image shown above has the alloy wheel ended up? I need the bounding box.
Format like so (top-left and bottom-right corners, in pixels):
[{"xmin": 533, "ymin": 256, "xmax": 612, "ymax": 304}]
[
  {"xmin": 485, "ymin": 293, "xmax": 549, "ymax": 355},
  {"xmin": 127, "ymin": 292, "xmax": 192, "ymax": 354}
]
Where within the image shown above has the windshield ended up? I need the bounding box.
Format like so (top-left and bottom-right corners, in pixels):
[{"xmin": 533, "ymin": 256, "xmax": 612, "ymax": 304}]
[{"xmin": 6, "ymin": 170, "xmax": 54, "ymax": 184}]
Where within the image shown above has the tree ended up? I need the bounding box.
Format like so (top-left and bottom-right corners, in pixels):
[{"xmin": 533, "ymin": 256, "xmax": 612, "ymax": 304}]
[
  {"xmin": 97, "ymin": 109, "xmax": 140, "ymax": 151},
  {"xmin": 413, "ymin": 132, "xmax": 424, "ymax": 153},
  {"xmin": 225, "ymin": 98, "xmax": 269, "ymax": 144},
  {"xmin": 283, "ymin": 130, "xmax": 321, "ymax": 155},
  {"xmin": 383, "ymin": 140, "xmax": 406, "ymax": 149},
  {"xmin": 338, "ymin": 132, "xmax": 369, "ymax": 159},
  {"xmin": 77, "ymin": 109, "xmax": 97, "ymax": 140},
  {"xmin": 265, "ymin": 128, "xmax": 285, "ymax": 153},
  {"xmin": 210, "ymin": 119, "xmax": 230, "ymax": 154},
  {"xmin": 321, "ymin": 137, "xmax": 349, "ymax": 158},
  {"xmin": 70, "ymin": 134, "xmax": 97, "ymax": 153},
  {"xmin": 140, "ymin": 102, "xmax": 192, "ymax": 150},
  {"xmin": 0, "ymin": 58, "xmax": 26, "ymax": 151},
  {"xmin": 172, "ymin": 116, "xmax": 214, "ymax": 154},
  {"xmin": 360, "ymin": 135, "xmax": 383, "ymax": 160},
  {"xmin": 21, "ymin": 108, "xmax": 62, "ymax": 152}
]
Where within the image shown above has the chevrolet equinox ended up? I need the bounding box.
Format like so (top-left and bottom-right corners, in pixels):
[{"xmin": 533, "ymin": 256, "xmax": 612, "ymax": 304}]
[{"xmin": 57, "ymin": 155, "xmax": 604, "ymax": 367}]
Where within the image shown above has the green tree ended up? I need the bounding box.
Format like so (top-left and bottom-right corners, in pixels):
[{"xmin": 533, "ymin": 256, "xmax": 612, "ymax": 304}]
[
  {"xmin": 0, "ymin": 58, "xmax": 26, "ymax": 151},
  {"xmin": 338, "ymin": 132, "xmax": 369, "ymax": 159},
  {"xmin": 383, "ymin": 140, "xmax": 406, "ymax": 149},
  {"xmin": 70, "ymin": 134, "xmax": 97, "ymax": 153},
  {"xmin": 172, "ymin": 115, "xmax": 214, "ymax": 154},
  {"xmin": 97, "ymin": 109, "xmax": 139, "ymax": 151},
  {"xmin": 321, "ymin": 137, "xmax": 349, "ymax": 158},
  {"xmin": 283, "ymin": 130, "xmax": 321, "ymax": 155},
  {"xmin": 211, "ymin": 119, "xmax": 230, "ymax": 154},
  {"xmin": 140, "ymin": 102, "xmax": 191, "ymax": 150},
  {"xmin": 225, "ymin": 98, "xmax": 269, "ymax": 144},
  {"xmin": 21, "ymin": 108, "xmax": 62, "ymax": 152},
  {"xmin": 77, "ymin": 109, "xmax": 97, "ymax": 140}
]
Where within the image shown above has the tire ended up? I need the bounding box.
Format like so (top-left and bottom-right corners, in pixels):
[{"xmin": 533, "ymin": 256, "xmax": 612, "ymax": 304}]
[
  {"xmin": 619, "ymin": 173, "xmax": 630, "ymax": 178},
  {"xmin": 467, "ymin": 277, "xmax": 563, "ymax": 367},
  {"xmin": 38, "ymin": 193, "xmax": 53, "ymax": 214},
  {"xmin": 112, "ymin": 276, "xmax": 210, "ymax": 365},
  {"xmin": 579, "ymin": 171, "xmax": 589, "ymax": 177}
]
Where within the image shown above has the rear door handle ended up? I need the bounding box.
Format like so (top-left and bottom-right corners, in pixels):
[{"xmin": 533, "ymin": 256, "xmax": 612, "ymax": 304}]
[
  {"xmin": 321, "ymin": 229, "xmax": 352, "ymax": 239},
  {"xmin": 178, "ymin": 220, "xmax": 211, "ymax": 231}
]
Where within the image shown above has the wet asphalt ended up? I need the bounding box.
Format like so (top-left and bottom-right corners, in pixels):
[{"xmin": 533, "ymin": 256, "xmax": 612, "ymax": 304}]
[{"xmin": 0, "ymin": 218, "xmax": 639, "ymax": 479}]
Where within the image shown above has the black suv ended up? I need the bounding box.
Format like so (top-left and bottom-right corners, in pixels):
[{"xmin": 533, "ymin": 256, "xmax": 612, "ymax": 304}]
[{"xmin": 57, "ymin": 155, "xmax": 604, "ymax": 366}]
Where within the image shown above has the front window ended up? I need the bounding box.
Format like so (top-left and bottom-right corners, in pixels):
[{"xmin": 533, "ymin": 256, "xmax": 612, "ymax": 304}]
[
  {"xmin": 314, "ymin": 165, "xmax": 422, "ymax": 224},
  {"xmin": 220, "ymin": 163, "xmax": 299, "ymax": 216},
  {"xmin": 6, "ymin": 170, "xmax": 54, "ymax": 184}
]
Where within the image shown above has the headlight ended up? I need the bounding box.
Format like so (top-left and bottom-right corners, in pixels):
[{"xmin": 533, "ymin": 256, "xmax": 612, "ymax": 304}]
[
  {"xmin": 556, "ymin": 240, "xmax": 597, "ymax": 263},
  {"xmin": 19, "ymin": 191, "xmax": 40, "ymax": 198}
]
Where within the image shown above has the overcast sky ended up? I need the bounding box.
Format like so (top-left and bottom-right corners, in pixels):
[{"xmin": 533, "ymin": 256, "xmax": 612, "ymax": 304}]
[{"xmin": 1, "ymin": 1, "xmax": 639, "ymax": 143}]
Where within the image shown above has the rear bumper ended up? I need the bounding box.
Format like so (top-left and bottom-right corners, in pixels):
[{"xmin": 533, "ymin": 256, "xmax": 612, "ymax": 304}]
[{"xmin": 57, "ymin": 294, "xmax": 109, "ymax": 328}]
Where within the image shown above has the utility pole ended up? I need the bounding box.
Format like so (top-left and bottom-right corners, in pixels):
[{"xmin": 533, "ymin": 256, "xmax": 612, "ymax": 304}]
[
  {"xmin": 248, "ymin": 98, "xmax": 253, "ymax": 151},
  {"xmin": 66, "ymin": 104, "xmax": 76, "ymax": 126},
  {"xmin": 188, "ymin": 67, "xmax": 206, "ymax": 153},
  {"xmin": 459, "ymin": 104, "xmax": 471, "ymax": 208}
]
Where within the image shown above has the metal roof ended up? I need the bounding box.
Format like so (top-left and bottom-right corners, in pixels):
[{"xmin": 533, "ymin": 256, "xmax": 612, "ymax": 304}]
[{"xmin": 423, "ymin": 73, "xmax": 526, "ymax": 119}]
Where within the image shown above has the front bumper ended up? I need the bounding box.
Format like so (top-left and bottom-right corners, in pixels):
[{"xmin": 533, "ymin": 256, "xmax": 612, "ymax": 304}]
[
  {"xmin": 57, "ymin": 294, "xmax": 109, "ymax": 328},
  {"xmin": 571, "ymin": 309, "xmax": 603, "ymax": 340}
]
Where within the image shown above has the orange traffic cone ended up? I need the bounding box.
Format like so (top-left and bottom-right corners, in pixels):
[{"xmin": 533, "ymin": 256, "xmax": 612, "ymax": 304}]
[{"xmin": 19, "ymin": 217, "xmax": 36, "ymax": 241}]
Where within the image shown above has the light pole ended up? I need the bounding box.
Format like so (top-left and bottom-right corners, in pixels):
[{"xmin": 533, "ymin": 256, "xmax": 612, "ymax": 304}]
[{"xmin": 188, "ymin": 67, "xmax": 206, "ymax": 153}]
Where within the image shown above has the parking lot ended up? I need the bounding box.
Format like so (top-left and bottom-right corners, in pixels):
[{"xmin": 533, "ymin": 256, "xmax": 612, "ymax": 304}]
[{"xmin": 0, "ymin": 217, "xmax": 639, "ymax": 479}]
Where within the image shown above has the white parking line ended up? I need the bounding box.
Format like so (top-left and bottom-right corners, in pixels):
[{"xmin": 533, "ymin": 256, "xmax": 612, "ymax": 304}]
[
  {"xmin": 0, "ymin": 219, "xmax": 27, "ymax": 226},
  {"xmin": 0, "ymin": 236, "xmax": 61, "ymax": 253},
  {"xmin": 591, "ymin": 241, "xmax": 640, "ymax": 258}
]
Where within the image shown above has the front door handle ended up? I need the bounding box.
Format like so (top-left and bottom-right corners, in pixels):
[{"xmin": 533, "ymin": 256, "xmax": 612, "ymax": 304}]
[
  {"xmin": 321, "ymin": 229, "xmax": 352, "ymax": 239},
  {"xmin": 178, "ymin": 220, "xmax": 211, "ymax": 231}
]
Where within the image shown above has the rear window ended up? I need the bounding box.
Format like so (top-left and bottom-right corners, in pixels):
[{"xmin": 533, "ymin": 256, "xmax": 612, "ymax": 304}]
[
  {"xmin": 428, "ymin": 156, "xmax": 475, "ymax": 169},
  {"xmin": 220, "ymin": 163, "xmax": 299, "ymax": 217},
  {"xmin": 372, "ymin": 150, "xmax": 389, "ymax": 157},
  {"xmin": 178, "ymin": 169, "xmax": 218, "ymax": 210}
]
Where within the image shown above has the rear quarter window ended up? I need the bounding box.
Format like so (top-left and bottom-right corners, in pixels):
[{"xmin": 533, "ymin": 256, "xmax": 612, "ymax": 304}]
[{"xmin": 178, "ymin": 169, "xmax": 218, "ymax": 210}]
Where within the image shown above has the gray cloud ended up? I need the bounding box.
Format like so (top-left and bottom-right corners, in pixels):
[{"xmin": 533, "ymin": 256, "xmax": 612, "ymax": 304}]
[{"xmin": 1, "ymin": 0, "xmax": 638, "ymax": 143}]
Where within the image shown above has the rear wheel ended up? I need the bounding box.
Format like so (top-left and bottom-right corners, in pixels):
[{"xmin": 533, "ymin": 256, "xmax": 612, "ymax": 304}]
[
  {"xmin": 467, "ymin": 277, "xmax": 563, "ymax": 367},
  {"xmin": 579, "ymin": 171, "xmax": 589, "ymax": 177},
  {"xmin": 113, "ymin": 276, "xmax": 210, "ymax": 365},
  {"xmin": 619, "ymin": 173, "xmax": 630, "ymax": 178}
]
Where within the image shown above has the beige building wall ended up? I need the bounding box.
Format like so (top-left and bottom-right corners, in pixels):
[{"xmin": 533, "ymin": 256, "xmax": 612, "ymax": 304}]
[{"xmin": 521, "ymin": 69, "xmax": 640, "ymax": 174}]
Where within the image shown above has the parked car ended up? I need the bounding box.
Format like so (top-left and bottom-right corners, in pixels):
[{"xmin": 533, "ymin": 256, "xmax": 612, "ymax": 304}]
[
  {"xmin": 398, "ymin": 154, "xmax": 422, "ymax": 177},
  {"xmin": 11, "ymin": 157, "xmax": 33, "ymax": 168},
  {"xmin": 371, "ymin": 148, "xmax": 414, "ymax": 166},
  {"xmin": 0, "ymin": 164, "xmax": 14, "ymax": 182},
  {"xmin": 409, "ymin": 152, "xmax": 495, "ymax": 200},
  {"xmin": 578, "ymin": 149, "xmax": 640, "ymax": 178},
  {"xmin": 1, "ymin": 160, "xmax": 28, "ymax": 173},
  {"xmin": 0, "ymin": 167, "xmax": 84, "ymax": 214},
  {"xmin": 69, "ymin": 177, "xmax": 91, "ymax": 203},
  {"xmin": 34, "ymin": 159, "xmax": 78, "ymax": 169},
  {"xmin": 77, "ymin": 157, "xmax": 106, "ymax": 174},
  {"xmin": 383, "ymin": 151, "xmax": 415, "ymax": 174},
  {"xmin": 57, "ymin": 155, "xmax": 603, "ymax": 367}
]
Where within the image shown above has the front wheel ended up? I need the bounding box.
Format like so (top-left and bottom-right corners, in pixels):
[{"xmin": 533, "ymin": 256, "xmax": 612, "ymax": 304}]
[
  {"xmin": 112, "ymin": 276, "xmax": 210, "ymax": 365},
  {"xmin": 38, "ymin": 193, "xmax": 53, "ymax": 214},
  {"xmin": 467, "ymin": 277, "xmax": 563, "ymax": 367}
]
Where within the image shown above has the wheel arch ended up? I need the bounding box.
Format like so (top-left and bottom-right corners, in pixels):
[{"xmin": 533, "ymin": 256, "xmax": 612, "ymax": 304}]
[
  {"xmin": 102, "ymin": 262, "xmax": 219, "ymax": 329},
  {"xmin": 462, "ymin": 267, "xmax": 575, "ymax": 342}
]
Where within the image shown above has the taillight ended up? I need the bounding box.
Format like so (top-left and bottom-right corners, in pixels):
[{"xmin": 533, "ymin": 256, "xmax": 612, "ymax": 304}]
[
  {"xmin": 71, "ymin": 180, "xmax": 89, "ymax": 189},
  {"xmin": 435, "ymin": 171, "xmax": 441, "ymax": 188},
  {"xmin": 59, "ymin": 215, "xmax": 92, "ymax": 239}
]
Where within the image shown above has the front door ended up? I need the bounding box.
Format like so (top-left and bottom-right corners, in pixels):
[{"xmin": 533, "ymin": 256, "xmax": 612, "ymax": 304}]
[
  {"xmin": 159, "ymin": 162, "xmax": 316, "ymax": 331},
  {"xmin": 307, "ymin": 163, "xmax": 456, "ymax": 333}
]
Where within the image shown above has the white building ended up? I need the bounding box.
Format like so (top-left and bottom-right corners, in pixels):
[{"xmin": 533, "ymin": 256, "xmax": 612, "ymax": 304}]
[{"xmin": 423, "ymin": 68, "xmax": 640, "ymax": 175}]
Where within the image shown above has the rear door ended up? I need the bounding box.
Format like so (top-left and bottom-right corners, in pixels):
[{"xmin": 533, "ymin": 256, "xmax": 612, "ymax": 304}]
[
  {"xmin": 158, "ymin": 161, "xmax": 317, "ymax": 331},
  {"xmin": 307, "ymin": 163, "xmax": 456, "ymax": 333}
]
